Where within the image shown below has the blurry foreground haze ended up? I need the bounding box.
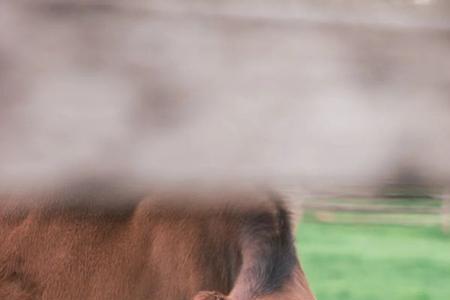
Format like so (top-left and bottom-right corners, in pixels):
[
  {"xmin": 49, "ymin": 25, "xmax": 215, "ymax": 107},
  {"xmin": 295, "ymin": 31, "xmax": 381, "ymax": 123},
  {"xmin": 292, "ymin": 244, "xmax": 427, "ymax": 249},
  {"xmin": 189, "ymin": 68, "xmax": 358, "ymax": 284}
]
[{"xmin": 1, "ymin": 0, "xmax": 450, "ymax": 196}]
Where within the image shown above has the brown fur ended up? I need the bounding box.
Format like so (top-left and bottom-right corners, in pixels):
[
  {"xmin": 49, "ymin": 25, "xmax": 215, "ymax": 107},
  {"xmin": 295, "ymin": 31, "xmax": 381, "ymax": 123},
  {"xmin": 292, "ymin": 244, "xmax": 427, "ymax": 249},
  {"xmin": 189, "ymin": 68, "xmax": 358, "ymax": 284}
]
[{"xmin": 0, "ymin": 184, "xmax": 315, "ymax": 300}]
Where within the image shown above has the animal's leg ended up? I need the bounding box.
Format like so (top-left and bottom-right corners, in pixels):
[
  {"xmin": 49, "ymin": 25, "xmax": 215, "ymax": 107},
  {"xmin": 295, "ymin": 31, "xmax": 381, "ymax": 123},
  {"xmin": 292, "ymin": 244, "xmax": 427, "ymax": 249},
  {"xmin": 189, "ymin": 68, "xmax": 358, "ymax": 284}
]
[
  {"xmin": 194, "ymin": 196, "xmax": 315, "ymax": 300},
  {"xmin": 193, "ymin": 291, "xmax": 229, "ymax": 300}
]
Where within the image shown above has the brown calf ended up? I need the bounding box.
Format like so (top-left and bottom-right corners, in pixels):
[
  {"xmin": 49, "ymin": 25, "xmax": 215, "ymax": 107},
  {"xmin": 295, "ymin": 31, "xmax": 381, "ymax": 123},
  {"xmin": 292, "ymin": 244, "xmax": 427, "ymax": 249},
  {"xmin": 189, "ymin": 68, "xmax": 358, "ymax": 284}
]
[{"xmin": 0, "ymin": 183, "xmax": 315, "ymax": 300}]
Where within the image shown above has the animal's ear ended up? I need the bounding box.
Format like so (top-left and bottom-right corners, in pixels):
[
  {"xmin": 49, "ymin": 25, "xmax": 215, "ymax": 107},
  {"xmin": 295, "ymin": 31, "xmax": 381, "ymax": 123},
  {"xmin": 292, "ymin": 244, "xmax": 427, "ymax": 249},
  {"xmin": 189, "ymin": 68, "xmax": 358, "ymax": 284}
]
[{"xmin": 193, "ymin": 291, "xmax": 230, "ymax": 300}]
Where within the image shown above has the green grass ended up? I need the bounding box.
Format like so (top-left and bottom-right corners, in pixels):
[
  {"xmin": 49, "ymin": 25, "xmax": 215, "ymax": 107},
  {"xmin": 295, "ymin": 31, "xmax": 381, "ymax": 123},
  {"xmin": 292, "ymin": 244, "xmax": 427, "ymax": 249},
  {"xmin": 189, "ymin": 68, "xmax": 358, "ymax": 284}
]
[{"xmin": 296, "ymin": 221, "xmax": 450, "ymax": 300}]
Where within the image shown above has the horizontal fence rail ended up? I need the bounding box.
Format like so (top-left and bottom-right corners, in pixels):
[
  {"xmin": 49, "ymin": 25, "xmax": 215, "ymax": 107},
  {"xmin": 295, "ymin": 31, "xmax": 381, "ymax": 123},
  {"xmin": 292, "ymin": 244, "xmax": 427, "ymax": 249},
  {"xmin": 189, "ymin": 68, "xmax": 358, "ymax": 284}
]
[{"xmin": 299, "ymin": 196, "xmax": 450, "ymax": 233}]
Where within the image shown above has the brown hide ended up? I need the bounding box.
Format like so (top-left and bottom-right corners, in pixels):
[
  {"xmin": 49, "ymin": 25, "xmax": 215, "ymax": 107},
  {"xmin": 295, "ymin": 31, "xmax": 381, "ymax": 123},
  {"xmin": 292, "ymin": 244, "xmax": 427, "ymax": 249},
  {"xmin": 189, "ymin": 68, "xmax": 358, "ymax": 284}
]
[{"xmin": 0, "ymin": 186, "xmax": 315, "ymax": 300}]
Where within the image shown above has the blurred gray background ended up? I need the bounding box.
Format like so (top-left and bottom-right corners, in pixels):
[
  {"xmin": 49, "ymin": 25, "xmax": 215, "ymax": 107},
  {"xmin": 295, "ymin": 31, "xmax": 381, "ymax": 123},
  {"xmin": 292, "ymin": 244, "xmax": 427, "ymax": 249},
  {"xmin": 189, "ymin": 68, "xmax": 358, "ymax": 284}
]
[{"xmin": 1, "ymin": 0, "xmax": 450, "ymax": 195}]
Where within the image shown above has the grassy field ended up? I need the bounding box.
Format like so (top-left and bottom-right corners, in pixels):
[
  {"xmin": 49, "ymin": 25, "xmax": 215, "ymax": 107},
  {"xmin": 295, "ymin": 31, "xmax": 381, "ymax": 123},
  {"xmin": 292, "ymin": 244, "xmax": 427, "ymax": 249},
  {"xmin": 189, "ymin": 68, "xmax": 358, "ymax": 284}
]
[{"xmin": 296, "ymin": 221, "xmax": 450, "ymax": 300}]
